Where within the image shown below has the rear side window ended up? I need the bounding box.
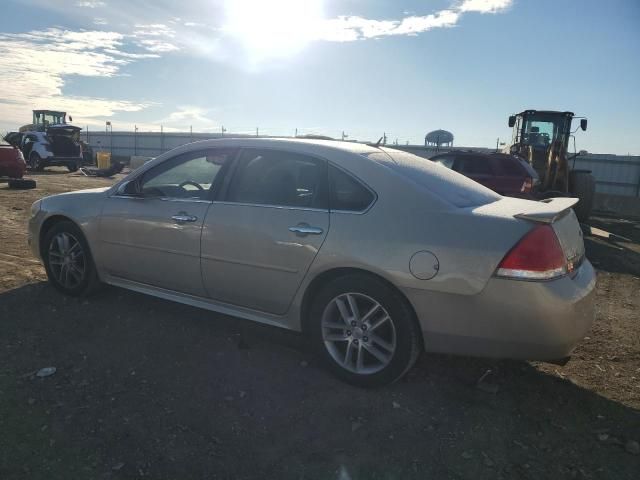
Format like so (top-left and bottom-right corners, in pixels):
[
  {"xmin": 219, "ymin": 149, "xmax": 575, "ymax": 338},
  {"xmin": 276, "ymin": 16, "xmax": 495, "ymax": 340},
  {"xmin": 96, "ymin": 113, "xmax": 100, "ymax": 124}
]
[
  {"xmin": 455, "ymin": 156, "xmax": 493, "ymax": 175},
  {"xmin": 329, "ymin": 165, "xmax": 374, "ymax": 212},
  {"xmin": 226, "ymin": 149, "xmax": 327, "ymax": 209}
]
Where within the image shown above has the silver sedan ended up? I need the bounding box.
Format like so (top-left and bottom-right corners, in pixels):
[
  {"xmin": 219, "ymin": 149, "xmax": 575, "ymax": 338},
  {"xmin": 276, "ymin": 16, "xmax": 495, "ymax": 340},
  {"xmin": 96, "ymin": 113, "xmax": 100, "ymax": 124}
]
[{"xmin": 28, "ymin": 138, "xmax": 596, "ymax": 386}]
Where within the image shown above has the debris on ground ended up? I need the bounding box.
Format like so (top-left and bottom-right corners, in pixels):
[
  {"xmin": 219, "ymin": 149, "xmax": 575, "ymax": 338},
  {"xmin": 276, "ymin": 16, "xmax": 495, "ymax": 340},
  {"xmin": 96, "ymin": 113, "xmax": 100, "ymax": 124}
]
[
  {"xmin": 476, "ymin": 369, "xmax": 500, "ymax": 394},
  {"xmin": 36, "ymin": 367, "xmax": 56, "ymax": 378},
  {"xmin": 625, "ymin": 439, "xmax": 640, "ymax": 455}
]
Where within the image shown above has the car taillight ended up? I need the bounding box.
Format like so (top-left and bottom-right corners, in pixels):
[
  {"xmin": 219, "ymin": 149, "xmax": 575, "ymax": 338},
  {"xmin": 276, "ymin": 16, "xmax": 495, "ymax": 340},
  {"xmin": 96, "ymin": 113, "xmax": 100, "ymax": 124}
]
[
  {"xmin": 495, "ymin": 225, "xmax": 567, "ymax": 280},
  {"xmin": 521, "ymin": 176, "xmax": 533, "ymax": 193}
]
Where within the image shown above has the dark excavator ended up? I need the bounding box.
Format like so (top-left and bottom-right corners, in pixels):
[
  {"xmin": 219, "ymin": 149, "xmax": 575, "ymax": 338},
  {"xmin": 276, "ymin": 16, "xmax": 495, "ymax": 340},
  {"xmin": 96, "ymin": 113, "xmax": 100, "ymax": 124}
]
[{"xmin": 507, "ymin": 110, "xmax": 595, "ymax": 222}]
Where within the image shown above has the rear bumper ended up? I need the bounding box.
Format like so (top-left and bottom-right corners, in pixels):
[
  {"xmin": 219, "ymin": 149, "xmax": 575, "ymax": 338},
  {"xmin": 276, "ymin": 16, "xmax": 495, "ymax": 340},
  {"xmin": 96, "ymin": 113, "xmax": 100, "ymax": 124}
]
[{"xmin": 404, "ymin": 259, "xmax": 596, "ymax": 361}]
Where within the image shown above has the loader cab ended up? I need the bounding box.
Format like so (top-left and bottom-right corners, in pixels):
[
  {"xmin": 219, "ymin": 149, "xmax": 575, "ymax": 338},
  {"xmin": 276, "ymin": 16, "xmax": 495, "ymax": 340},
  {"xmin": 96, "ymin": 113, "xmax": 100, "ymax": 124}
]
[
  {"xmin": 32, "ymin": 110, "xmax": 68, "ymax": 132},
  {"xmin": 510, "ymin": 110, "xmax": 575, "ymax": 153}
]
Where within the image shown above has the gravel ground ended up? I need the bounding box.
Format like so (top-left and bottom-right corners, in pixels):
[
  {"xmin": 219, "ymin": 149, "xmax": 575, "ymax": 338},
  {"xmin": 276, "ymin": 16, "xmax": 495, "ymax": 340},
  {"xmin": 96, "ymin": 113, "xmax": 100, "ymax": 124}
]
[{"xmin": 1, "ymin": 169, "xmax": 639, "ymax": 479}]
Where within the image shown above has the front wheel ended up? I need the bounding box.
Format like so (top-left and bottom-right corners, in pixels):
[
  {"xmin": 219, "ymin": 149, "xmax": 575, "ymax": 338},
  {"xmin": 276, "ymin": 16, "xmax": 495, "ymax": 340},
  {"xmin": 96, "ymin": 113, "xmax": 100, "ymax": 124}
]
[
  {"xmin": 67, "ymin": 161, "xmax": 79, "ymax": 172},
  {"xmin": 308, "ymin": 274, "xmax": 422, "ymax": 387},
  {"xmin": 42, "ymin": 221, "xmax": 101, "ymax": 296}
]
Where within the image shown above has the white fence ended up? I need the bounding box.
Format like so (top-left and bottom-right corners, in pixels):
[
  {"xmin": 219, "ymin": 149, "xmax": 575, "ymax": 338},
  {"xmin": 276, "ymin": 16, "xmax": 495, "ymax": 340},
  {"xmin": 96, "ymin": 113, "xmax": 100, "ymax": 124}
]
[{"xmin": 80, "ymin": 131, "xmax": 640, "ymax": 198}]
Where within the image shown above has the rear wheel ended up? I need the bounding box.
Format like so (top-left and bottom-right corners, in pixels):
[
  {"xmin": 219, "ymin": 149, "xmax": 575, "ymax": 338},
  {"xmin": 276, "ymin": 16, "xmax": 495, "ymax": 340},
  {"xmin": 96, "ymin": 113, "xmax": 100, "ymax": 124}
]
[
  {"xmin": 67, "ymin": 162, "xmax": 79, "ymax": 172},
  {"xmin": 308, "ymin": 274, "xmax": 421, "ymax": 387},
  {"xmin": 29, "ymin": 152, "xmax": 45, "ymax": 171},
  {"xmin": 569, "ymin": 171, "xmax": 596, "ymax": 223},
  {"xmin": 42, "ymin": 221, "xmax": 101, "ymax": 296}
]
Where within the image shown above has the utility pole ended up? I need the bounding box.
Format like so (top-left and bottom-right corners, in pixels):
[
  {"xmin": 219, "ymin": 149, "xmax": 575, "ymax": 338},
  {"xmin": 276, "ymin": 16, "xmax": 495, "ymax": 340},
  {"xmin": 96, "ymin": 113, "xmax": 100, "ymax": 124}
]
[
  {"xmin": 256, "ymin": 127, "xmax": 259, "ymax": 137},
  {"xmin": 341, "ymin": 131, "xmax": 348, "ymax": 141},
  {"xmin": 221, "ymin": 125, "xmax": 226, "ymax": 136},
  {"xmin": 134, "ymin": 125, "xmax": 138, "ymax": 155},
  {"xmin": 105, "ymin": 121, "xmax": 112, "ymax": 155},
  {"xmin": 383, "ymin": 132, "xmax": 387, "ymax": 145},
  {"xmin": 295, "ymin": 128, "xmax": 298, "ymax": 138}
]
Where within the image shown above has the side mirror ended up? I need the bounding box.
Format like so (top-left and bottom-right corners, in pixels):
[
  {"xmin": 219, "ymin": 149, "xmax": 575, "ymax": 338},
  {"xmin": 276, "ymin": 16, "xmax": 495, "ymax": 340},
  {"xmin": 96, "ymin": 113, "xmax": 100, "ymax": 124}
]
[
  {"xmin": 120, "ymin": 180, "xmax": 141, "ymax": 196},
  {"xmin": 508, "ymin": 115, "xmax": 516, "ymax": 128},
  {"xmin": 580, "ymin": 119, "xmax": 587, "ymax": 131}
]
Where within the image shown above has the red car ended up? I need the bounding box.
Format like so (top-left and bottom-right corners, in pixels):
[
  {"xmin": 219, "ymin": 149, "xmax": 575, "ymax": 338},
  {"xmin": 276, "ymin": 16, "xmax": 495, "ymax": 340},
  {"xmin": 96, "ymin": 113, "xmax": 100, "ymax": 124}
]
[
  {"xmin": 431, "ymin": 151, "xmax": 540, "ymax": 198},
  {"xmin": 0, "ymin": 142, "xmax": 35, "ymax": 189}
]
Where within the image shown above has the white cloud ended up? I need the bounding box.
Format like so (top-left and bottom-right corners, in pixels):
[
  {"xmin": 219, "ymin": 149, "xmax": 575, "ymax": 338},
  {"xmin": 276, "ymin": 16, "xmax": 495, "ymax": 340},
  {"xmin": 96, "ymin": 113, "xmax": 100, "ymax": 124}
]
[
  {"xmin": 75, "ymin": 1, "xmax": 106, "ymax": 8},
  {"xmin": 318, "ymin": 9, "xmax": 461, "ymax": 42},
  {"xmin": 160, "ymin": 106, "xmax": 216, "ymax": 127},
  {"xmin": 0, "ymin": 28, "xmax": 153, "ymax": 131},
  {"xmin": 316, "ymin": 0, "xmax": 511, "ymax": 42},
  {"xmin": 131, "ymin": 23, "xmax": 179, "ymax": 53},
  {"xmin": 458, "ymin": 0, "xmax": 512, "ymax": 13}
]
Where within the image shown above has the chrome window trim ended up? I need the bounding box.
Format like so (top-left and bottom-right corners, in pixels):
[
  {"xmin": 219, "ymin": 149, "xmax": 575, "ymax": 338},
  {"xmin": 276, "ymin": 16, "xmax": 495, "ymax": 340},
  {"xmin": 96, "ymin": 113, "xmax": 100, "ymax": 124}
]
[
  {"xmin": 212, "ymin": 200, "xmax": 328, "ymax": 213},
  {"xmin": 109, "ymin": 194, "xmax": 212, "ymax": 204}
]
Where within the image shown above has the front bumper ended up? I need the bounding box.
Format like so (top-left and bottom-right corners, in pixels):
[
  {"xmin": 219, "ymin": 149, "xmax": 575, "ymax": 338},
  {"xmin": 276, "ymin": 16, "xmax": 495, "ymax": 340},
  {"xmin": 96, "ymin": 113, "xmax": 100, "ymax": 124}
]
[
  {"xmin": 404, "ymin": 259, "xmax": 597, "ymax": 361},
  {"xmin": 28, "ymin": 209, "xmax": 47, "ymax": 260}
]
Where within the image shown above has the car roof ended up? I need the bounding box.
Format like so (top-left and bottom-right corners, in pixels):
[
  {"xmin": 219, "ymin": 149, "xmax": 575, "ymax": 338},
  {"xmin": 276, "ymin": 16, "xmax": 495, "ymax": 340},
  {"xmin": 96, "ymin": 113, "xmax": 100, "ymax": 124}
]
[
  {"xmin": 162, "ymin": 137, "xmax": 383, "ymax": 157},
  {"xmin": 432, "ymin": 151, "xmax": 521, "ymax": 161}
]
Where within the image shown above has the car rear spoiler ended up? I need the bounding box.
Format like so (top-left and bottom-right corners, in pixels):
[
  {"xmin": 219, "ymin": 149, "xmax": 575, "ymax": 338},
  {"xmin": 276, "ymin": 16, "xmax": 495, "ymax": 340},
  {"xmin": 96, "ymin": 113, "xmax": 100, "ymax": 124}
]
[{"xmin": 514, "ymin": 197, "xmax": 579, "ymax": 224}]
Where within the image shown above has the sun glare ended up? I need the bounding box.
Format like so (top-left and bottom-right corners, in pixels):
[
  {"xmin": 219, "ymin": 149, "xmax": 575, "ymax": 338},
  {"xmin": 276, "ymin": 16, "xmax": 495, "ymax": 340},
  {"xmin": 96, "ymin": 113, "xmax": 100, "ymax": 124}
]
[{"xmin": 224, "ymin": 0, "xmax": 324, "ymax": 60}]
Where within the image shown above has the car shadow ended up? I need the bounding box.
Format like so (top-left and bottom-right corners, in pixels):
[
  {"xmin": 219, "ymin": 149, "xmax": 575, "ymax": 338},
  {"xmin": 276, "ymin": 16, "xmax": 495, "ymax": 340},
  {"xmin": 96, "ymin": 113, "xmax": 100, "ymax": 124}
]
[
  {"xmin": 1, "ymin": 282, "xmax": 638, "ymax": 479},
  {"xmin": 26, "ymin": 168, "xmax": 74, "ymax": 176}
]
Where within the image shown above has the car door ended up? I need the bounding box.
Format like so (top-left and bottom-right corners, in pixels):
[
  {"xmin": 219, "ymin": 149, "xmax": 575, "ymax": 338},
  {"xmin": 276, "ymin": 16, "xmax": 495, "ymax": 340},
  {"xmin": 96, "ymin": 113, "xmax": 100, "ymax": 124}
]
[
  {"xmin": 98, "ymin": 148, "xmax": 235, "ymax": 296},
  {"xmin": 201, "ymin": 147, "xmax": 329, "ymax": 315}
]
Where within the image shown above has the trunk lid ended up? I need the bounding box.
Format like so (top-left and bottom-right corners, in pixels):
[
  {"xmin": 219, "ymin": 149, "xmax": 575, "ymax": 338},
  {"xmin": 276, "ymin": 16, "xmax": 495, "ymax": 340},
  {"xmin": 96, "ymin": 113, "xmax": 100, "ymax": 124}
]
[{"xmin": 474, "ymin": 196, "xmax": 585, "ymax": 269}]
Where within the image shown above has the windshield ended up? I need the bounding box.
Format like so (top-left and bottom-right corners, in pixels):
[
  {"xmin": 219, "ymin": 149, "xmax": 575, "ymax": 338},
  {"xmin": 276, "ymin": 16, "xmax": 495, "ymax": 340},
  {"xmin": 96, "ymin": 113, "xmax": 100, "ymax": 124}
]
[
  {"xmin": 521, "ymin": 114, "xmax": 569, "ymax": 148},
  {"xmin": 33, "ymin": 111, "xmax": 66, "ymax": 128}
]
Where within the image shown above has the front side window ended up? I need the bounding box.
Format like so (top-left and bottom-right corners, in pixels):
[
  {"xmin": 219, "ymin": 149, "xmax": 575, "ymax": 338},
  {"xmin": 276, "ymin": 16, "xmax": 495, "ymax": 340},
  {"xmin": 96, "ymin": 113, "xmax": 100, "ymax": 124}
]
[
  {"xmin": 226, "ymin": 149, "xmax": 327, "ymax": 209},
  {"xmin": 140, "ymin": 149, "xmax": 234, "ymax": 199},
  {"xmin": 329, "ymin": 165, "xmax": 374, "ymax": 212}
]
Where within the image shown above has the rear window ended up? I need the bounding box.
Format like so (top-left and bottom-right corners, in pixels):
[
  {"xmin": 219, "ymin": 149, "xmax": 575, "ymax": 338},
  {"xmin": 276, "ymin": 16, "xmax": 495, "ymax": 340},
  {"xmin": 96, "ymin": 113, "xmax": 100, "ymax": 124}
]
[
  {"xmin": 371, "ymin": 149, "xmax": 501, "ymax": 208},
  {"xmin": 495, "ymin": 156, "xmax": 524, "ymax": 176},
  {"xmin": 456, "ymin": 156, "xmax": 493, "ymax": 175}
]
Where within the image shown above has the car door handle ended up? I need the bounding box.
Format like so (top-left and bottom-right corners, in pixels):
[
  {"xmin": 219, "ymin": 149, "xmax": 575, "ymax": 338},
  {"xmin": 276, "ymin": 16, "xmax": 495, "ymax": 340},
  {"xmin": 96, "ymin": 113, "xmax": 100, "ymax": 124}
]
[
  {"xmin": 171, "ymin": 213, "xmax": 198, "ymax": 223},
  {"xmin": 288, "ymin": 224, "xmax": 324, "ymax": 236}
]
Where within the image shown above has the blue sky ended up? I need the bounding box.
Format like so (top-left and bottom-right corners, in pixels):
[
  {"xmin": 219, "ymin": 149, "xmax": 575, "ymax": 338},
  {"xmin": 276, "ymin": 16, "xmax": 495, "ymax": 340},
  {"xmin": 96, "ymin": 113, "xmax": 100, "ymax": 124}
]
[{"xmin": 0, "ymin": 0, "xmax": 638, "ymax": 154}]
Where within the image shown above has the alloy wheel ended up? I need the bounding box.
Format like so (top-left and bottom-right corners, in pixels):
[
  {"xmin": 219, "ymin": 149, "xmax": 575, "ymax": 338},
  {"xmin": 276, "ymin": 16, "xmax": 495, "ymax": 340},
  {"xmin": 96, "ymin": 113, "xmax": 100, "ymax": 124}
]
[
  {"xmin": 321, "ymin": 292, "xmax": 397, "ymax": 375},
  {"xmin": 48, "ymin": 232, "xmax": 86, "ymax": 289}
]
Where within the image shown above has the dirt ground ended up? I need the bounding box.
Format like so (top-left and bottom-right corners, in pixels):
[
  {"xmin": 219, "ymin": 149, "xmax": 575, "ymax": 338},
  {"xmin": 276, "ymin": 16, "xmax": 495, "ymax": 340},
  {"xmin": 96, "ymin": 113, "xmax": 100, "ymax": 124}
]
[{"xmin": 1, "ymin": 169, "xmax": 639, "ymax": 480}]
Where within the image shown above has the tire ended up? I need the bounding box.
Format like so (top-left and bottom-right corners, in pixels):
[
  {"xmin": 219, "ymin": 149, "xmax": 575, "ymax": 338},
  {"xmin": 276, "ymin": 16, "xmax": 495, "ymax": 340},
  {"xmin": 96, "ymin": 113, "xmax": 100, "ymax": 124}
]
[
  {"xmin": 569, "ymin": 171, "xmax": 596, "ymax": 223},
  {"xmin": 42, "ymin": 221, "xmax": 101, "ymax": 296},
  {"xmin": 8, "ymin": 178, "xmax": 36, "ymax": 189},
  {"xmin": 29, "ymin": 152, "xmax": 45, "ymax": 171},
  {"xmin": 67, "ymin": 161, "xmax": 79, "ymax": 172},
  {"xmin": 308, "ymin": 274, "xmax": 421, "ymax": 387}
]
